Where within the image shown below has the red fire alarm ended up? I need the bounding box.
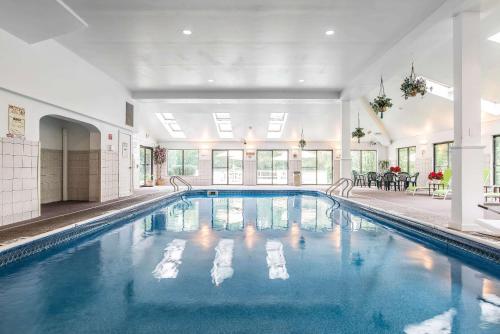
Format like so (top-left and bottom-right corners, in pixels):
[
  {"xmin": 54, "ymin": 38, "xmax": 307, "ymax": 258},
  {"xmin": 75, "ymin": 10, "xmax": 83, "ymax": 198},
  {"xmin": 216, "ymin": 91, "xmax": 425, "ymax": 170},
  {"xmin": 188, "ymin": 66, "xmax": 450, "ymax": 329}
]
[{"xmin": 108, "ymin": 133, "xmax": 113, "ymax": 140}]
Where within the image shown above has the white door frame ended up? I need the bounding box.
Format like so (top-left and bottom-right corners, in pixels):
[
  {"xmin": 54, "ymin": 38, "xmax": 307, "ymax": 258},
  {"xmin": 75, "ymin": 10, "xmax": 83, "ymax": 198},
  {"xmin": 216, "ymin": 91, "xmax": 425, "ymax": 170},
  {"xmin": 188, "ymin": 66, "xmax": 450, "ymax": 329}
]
[{"xmin": 118, "ymin": 131, "xmax": 133, "ymax": 197}]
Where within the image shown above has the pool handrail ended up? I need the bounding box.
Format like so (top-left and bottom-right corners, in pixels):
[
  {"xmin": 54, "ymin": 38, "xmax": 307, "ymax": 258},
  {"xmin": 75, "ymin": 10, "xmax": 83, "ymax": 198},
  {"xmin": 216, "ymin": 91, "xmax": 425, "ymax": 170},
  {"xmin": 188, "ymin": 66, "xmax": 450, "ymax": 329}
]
[
  {"xmin": 169, "ymin": 176, "xmax": 193, "ymax": 191},
  {"xmin": 326, "ymin": 178, "xmax": 354, "ymax": 197}
]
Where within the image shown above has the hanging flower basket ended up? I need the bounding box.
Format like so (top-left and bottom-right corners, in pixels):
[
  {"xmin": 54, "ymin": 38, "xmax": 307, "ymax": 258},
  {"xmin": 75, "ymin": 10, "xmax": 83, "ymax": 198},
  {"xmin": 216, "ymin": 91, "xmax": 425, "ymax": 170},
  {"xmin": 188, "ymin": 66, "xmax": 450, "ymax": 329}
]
[
  {"xmin": 401, "ymin": 63, "xmax": 427, "ymax": 99},
  {"xmin": 298, "ymin": 129, "xmax": 306, "ymax": 149},
  {"xmin": 370, "ymin": 77, "xmax": 393, "ymax": 119},
  {"xmin": 352, "ymin": 128, "xmax": 365, "ymax": 143},
  {"xmin": 351, "ymin": 113, "xmax": 365, "ymax": 143}
]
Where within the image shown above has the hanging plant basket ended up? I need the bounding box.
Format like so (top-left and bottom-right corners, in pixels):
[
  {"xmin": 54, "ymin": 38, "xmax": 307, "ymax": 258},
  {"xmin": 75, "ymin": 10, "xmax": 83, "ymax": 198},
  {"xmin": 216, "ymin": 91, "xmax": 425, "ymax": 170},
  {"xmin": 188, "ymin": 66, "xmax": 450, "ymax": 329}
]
[
  {"xmin": 400, "ymin": 63, "xmax": 427, "ymax": 99},
  {"xmin": 298, "ymin": 129, "xmax": 306, "ymax": 149},
  {"xmin": 370, "ymin": 77, "xmax": 393, "ymax": 119},
  {"xmin": 352, "ymin": 128, "xmax": 365, "ymax": 143},
  {"xmin": 351, "ymin": 113, "xmax": 365, "ymax": 143}
]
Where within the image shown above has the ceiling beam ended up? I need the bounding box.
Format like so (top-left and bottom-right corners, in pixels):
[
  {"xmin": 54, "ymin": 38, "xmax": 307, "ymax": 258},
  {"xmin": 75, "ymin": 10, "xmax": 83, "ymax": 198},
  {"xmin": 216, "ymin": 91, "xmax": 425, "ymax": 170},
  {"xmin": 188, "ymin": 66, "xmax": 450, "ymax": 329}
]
[
  {"xmin": 132, "ymin": 89, "xmax": 341, "ymax": 101},
  {"xmin": 359, "ymin": 96, "xmax": 392, "ymax": 146},
  {"xmin": 341, "ymin": 0, "xmax": 483, "ymax": 100}
]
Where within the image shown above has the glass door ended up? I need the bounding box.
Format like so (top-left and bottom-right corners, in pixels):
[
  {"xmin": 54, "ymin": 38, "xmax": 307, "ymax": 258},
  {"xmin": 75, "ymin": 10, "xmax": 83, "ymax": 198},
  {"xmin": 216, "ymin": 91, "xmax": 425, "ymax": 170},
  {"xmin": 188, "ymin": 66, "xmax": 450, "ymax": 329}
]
[
  {"xmin": 257, "ymin": 150, "xmax": 288, "ymax": 185},
  {"xmin": 139, "ymin": 146, "xmax": 153, "ymax": 187},
  {"xmin": 212, "ymin": 150, "xmax": 243, "ymax": 185}
]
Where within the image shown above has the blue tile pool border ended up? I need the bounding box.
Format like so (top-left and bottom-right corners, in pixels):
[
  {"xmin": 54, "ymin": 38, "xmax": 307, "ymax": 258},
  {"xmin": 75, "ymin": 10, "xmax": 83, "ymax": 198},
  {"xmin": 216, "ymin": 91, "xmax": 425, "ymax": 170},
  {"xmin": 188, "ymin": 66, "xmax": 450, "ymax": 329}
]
[{"xmin": 0, "ymin": 189, "xmax": 499, "ymax": 269}]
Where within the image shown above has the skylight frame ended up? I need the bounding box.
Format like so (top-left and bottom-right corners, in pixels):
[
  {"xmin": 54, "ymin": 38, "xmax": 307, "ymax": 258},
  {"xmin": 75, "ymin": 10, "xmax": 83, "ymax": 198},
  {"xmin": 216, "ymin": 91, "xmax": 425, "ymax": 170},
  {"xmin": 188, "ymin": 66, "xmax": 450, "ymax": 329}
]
[
  {"xmin": 212, "ymin": 113, "xmax": 234, "ymax": 139},
  {"xmin": 156, "ymin": 113, "xmax": 186, "ymax": 138},
  {"xmin": 266, "ymin": 113, "xmax": 288, "ymax": 139},
  {"xmin": 422, "ymin": 76, "xmax": 500, "ymax": 116}
]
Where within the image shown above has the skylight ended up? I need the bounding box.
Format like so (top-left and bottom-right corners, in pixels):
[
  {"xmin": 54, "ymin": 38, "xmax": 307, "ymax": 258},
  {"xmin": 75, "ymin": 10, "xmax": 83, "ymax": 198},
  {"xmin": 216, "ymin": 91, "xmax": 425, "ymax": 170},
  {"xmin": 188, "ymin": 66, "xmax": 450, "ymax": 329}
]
[
  {"xmin": 213, "ymin": 113, "xmax": 233, "ymax": 138},
  {"xmin": 267, "ymin": 113, "xmax": 288, "ymax": 139},
  {"xmin": 488, "ymin": 31, "xmax": 500, "ymax": 44},
  {"xmin": 422, "ymin": 77, "xmax": 500, "ymax": 115},
  {"xmin": 156, "ymin": 113, "xmax": 186, "ymax": 138}
]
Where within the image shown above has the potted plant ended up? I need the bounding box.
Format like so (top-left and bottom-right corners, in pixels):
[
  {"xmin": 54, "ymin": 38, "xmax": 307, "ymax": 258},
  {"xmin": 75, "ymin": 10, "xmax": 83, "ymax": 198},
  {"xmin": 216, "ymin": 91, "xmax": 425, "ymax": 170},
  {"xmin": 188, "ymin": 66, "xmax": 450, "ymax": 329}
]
[
  {"xmin": 370, "ymin": 77, "xmax": 393, "ymax": 119},
  {"xmin": 352, "ymin": 113, "xmax": 365, "ymax": 143},
  {"xmin": 400, "ymin": 63, "xmax": 427, "ymax": 99},
  {"xmin": 378, "ymin": 160, "xmax": 389, "ymax": 172},
  {"xmin": 154, "ymin": 145, "xmax": 167, "ymax": 186},
  {"xmin": 427, "ymin": 171, "xmax": 443, "ymax": 184}
]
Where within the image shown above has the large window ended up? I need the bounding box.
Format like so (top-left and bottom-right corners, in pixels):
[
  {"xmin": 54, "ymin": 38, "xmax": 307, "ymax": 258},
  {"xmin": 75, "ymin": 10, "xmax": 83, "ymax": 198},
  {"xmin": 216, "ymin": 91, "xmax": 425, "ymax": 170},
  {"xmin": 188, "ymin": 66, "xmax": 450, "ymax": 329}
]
[
  {"xmin": 494, "ymin": 136, "xmax": 500, "ymax": 184},
  {"xmin": 212, "ymin": 150, "xmax": 243, "ymax": 185},
  {"xmin": 301, "ymin": 150, "xmax": 333, "ymax": 184},
  {"xmin": 398, "ymin": 146, "xmax": 416, "ymax": 174},
  {"xmin": 167, "ymin": 149, "xmax": 199, "ymax": 176},
  {"xmin": 257, "ymin": 150, "xmax": 288, "ymax": 184},
  {"xmin": 139, "ymin": 146, "xmax": 153, "ymax": 186},
  {"xmin": 351, "ymin": 150, "xmax": 377, "ymax": 174},
  {"xmin": 433, "ymin": 142, "xmax": 452, "ymax": 172}
]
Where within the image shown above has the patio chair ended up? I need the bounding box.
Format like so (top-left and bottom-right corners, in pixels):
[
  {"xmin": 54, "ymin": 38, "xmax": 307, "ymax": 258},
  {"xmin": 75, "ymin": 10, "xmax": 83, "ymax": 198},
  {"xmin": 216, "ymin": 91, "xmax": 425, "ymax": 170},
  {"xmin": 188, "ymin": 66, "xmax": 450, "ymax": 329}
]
[
  {"xmin": 352, "ymin": 170, "xmax": 366, "ymax": 187},
  {"xmin": 397, "ymin": 172, "xmax": 410, "ymax": 191},
  {"xmin": 432, "ymin": 169, "xmax": 452, "ymax": 199},
  {"xmin": 407, "ymin": 172, "xmax": 419, "ymax": 188},
  {"xmin": 366, "ymin": 172, "xmax": 378, "ymax": 188},
  {"xmin": 382, "ymin": 172, "xmax": 398, "ymax": 191}
]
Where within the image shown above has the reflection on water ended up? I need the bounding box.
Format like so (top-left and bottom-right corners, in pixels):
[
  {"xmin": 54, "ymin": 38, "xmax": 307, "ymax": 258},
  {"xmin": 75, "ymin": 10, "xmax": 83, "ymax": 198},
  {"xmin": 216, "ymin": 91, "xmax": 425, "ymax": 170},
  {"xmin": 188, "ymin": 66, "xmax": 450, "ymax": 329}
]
[
  {"xmin": 211, "ymin": 239, "xmax": 234, "ymax": 286},
  {"xmin": 157, "ymin": 195, "xmax": 381, "ymax": 234},
  {"xmin": 152, "ymin": 239, "xmax": 186, "ymax": 280},
  {"xmin": 266, "ymin": 239, "xmax": 289, "ymax": 280},
  {"xmin": 404, "ymin": 309, "xmax": 456, "ymax": 334}
]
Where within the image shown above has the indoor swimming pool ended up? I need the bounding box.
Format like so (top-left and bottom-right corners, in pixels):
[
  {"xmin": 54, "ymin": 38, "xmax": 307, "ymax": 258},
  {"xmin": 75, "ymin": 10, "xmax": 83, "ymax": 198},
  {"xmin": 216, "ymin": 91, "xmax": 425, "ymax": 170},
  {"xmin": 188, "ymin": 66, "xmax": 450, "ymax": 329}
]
[{"xmin": 0, "ymin": 191, "xmax": 499, "ymax": 333}]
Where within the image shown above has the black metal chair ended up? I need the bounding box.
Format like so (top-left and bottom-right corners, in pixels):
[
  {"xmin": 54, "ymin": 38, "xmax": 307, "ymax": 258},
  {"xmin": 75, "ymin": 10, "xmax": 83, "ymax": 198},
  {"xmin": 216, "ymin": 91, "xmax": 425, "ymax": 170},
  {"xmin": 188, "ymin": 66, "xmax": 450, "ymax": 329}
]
[
  {"xmin": 352, "ymin": 170, "xmax": 366, "ymax": 187},
  {"xmin": 366, "ymin": 172, "xmax": 378, "ymax": 188},
  {"xmin": 383, "ymin": 172, "xmax": 398, "ymax": 191},
  {"xmin": 407, "ymin": 172, "xmax": 419, "ymax": 188},
  {"xmin": 397, "ymin": 172, "xmax": 410, "ymax": 191}
]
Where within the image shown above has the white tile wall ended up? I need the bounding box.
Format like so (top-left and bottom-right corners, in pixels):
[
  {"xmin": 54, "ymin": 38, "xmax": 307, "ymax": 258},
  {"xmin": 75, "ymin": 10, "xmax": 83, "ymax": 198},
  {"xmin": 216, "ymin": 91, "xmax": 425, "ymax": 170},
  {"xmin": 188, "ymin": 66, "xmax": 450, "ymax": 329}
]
[
  {"xmin": 1, "ymin": 137, "xmax": 39, "ymax": 226},
  {"xmin": 101, "ymin": 150, "xmax": 119, "ymax": 201},
  {"xmin": 40, "ymin": 149, "xmax": 62, "ymax": 204}
]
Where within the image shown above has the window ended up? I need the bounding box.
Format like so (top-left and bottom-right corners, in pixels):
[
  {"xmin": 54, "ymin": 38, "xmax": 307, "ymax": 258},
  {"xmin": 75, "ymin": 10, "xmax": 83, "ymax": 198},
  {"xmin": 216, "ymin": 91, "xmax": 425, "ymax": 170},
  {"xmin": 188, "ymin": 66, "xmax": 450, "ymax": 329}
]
[
  {"xmin": 398, "ymin": 146, "xmax": 416, "ymax": 174},
  {"xmin": 212, "ymin": 150, "xmax": 243, "ymax": 185},
  {"xmin": 139, "ymin": 146, "xmax": 153, "ymax": 186},
  {"xmin": 494, "ymin": 136, "xmax": 500, "ymax": 184},
  {"xmin": 433, "ymin": 142, "xmax": 452, "ymax": 172},
  {"xmin": 167, "ymin": 149, "xmax": 199, "ymax": 176},
  {"xmin": 257, "ymin": 150, "xmax": 288, "ymax": 184},
  {"xmin": 351, "ymin": 150, "xmax": 377, "ymax": 174},
  {"xmin": 301, "ymin": 150, "xmax": 333, "ymax": 184}
]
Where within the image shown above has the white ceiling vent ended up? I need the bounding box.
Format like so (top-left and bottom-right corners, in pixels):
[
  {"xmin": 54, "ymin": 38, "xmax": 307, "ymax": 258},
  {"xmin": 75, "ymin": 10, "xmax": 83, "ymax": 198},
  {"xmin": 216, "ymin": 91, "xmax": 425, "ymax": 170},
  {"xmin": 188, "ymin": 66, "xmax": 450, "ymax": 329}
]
[{"xmin": 0, "ymin": 0, "xmax": 88, "ymax": 44}]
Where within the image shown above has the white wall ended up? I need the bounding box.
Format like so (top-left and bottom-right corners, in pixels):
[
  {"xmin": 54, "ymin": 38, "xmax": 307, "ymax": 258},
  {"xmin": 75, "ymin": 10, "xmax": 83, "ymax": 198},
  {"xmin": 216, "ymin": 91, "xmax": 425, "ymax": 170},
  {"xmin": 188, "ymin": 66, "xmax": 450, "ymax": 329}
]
[
  {"xmin": 0, "ymin": 28, "xmax": 146, "ymax": 225},
  {"xmin": 388, "ymin": 117, "xmax": 500, "ymax": 185}
]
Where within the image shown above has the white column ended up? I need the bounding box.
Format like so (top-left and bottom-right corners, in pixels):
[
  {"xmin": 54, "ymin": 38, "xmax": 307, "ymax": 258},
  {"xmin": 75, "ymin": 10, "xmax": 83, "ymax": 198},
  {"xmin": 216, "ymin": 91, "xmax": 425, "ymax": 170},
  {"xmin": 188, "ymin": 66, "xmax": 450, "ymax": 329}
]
[
  {"xmin": 340, "ymin": 100, "xmax": 352, "ymax": 179},
  {"xmin": 450, "ymin": 12, "xmax": 484, "ymax": 230},
  {"xmin": 62, "ymin": 128, "xmax": 68, "ymax": 201}
]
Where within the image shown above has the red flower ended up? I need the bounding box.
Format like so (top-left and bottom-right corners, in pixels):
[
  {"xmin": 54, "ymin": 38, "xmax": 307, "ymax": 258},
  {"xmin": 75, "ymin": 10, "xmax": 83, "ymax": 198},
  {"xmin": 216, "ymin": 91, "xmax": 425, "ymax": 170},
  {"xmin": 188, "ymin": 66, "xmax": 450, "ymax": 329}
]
[
  {"xmin": 390, "ymin": 166, "xmax": 401, "ymax": 173},
  {"xmin": 428, "ymin": 171, "xmax": 444, "ymax": 180}
]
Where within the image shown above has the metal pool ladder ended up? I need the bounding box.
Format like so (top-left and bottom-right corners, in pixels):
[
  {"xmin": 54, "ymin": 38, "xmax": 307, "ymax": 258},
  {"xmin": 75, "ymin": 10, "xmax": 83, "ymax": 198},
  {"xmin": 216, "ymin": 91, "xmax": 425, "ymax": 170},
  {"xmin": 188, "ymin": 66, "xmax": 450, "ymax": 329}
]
[
  {"xmin": 169, "ymin": 176, "xmax": 192, "ymax": 191},
  {"xmin": 325, "ymin": 178, "xmax": 354, "ymax": 197}
]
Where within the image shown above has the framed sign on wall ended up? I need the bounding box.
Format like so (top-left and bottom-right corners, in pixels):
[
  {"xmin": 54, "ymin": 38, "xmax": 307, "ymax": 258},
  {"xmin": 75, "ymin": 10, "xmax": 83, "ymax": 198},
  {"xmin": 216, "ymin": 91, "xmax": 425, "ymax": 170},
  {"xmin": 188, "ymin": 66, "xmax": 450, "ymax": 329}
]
[{"xmin": 8, "ymin": 105, "xmax": 25, "ymax": 137}]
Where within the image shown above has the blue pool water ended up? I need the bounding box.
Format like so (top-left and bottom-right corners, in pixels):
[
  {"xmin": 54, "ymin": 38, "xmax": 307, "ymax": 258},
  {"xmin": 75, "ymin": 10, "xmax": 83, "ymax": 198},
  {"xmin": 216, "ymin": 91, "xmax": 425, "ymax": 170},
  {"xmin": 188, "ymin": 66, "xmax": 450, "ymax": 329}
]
[{"xmin": 0, "ymin": 192, "xmax": 499, "ymax": 333}]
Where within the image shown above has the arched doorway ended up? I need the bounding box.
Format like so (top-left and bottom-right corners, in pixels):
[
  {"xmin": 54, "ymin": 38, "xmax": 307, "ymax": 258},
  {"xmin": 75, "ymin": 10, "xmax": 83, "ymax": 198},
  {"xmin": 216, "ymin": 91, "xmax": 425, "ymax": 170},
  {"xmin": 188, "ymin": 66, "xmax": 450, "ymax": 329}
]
[{"xmin": 39, "ymin": 115, "xmax": 101, "ymax": 206}]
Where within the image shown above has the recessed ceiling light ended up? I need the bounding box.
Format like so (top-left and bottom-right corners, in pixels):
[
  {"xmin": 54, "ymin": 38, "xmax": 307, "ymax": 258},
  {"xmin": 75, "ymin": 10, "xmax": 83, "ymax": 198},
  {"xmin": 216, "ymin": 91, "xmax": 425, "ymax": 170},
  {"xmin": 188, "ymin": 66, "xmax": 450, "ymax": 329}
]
[
  {"xmin": 325, "ymin": 30, "xmax": 335, "ymax": 36},
  {"xmin": 208, "ymin": 79, "xmax": 214, "ymax": 83},
  {"xmin": 182, "ymin": 29, "xmax": 192, "ymax": 35},
  {"xmin": 488, "ymin": 31, "xmax": 500, "ymax": 44},
  {"xmin": 298, "ymin": 79, "xmax": 305, "ymax": 83}
]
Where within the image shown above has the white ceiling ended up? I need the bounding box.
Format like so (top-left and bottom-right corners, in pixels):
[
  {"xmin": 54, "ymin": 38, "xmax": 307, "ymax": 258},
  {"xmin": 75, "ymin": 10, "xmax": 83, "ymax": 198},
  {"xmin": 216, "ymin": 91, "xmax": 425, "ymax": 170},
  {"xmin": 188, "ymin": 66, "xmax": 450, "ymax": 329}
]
[
  {"xmin": 57, "ymin": 0, "xmax": 447, "ymax": 90},
  {"xmin": 3, "ymin": 0, "xmax": 500, "ymax": 143}
]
